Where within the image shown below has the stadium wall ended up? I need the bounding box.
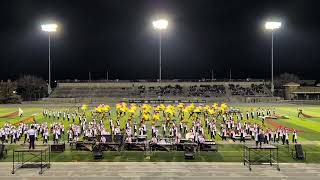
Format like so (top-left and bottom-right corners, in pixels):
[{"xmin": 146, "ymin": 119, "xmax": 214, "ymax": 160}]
[{"xmin": 57, "ymin": 81, "xmax": 266, "ymax": 88}]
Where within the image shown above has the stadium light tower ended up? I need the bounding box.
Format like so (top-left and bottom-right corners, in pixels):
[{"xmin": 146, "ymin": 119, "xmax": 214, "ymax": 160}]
[
  {"xmin": 265, "ymin": 21, "xmax": 281, "ymax": 96},
  {"xmin": 41, "ymin": 24, "xmax": 58, "ymax": 95},
  {"xmin": 153, "ymin": 19, "xmax": 168, "ymax": 81}
]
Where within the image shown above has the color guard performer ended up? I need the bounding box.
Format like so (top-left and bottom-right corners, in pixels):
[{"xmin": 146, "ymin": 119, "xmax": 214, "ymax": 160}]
[{"xmin": 292, "ymin": 129, "xmax": 298, "ymax": 143}]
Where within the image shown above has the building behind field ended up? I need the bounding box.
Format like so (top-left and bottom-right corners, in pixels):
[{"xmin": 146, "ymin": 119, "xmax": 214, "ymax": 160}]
[{"xmin": 284, "ymin": 82, "xmax": 320, "ymax": 100}]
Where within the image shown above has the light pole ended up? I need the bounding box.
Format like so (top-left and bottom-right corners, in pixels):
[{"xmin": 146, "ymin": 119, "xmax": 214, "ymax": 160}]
[
  {"xmin": 41, "ymin": 24, "xmax": 58, "ymax": 95},
  {"xmin": 152, "ymin": 19, "xmax": 168, "ymax": 81},
  {"xmin": 265, "ymin": 21, "xmax": 281, "ymax": 96}
]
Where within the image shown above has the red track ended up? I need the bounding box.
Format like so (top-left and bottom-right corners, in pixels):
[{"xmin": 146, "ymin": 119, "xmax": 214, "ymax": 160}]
[
  {"xmin": 0, "ymin": 111, "xmax": 18, "ymax": 118},
  {"xmin": 12, "ymin": 115, "xmax": 34, "ymax": 125},
  {"xmin": 266, "ymin": 118, "xmax": 304, "ymax": 132}
]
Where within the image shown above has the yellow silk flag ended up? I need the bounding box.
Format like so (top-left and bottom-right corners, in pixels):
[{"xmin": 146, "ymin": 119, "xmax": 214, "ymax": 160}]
[
  {"xmin": 177, "ymin": 103, "xmax": 184, "ymax": 108},
  {"xmin": 95, "ymin": 104, "xmax": 103, "ymax": 113},
  {"xmin": 153, "ymin": 113, "xmax": 160, "ymax": 120},
  {"xmin": 102, "ymin": 104, "xmax": 110, "ymax": 111},
  {"xmin": 81, "ymin": 104, "xmax": 88, "ymax": 110},
  {"xmin": 212, "ymin": 103, "xmax": 218, "ymax": 108},
  {"xmin": 143, "ymin": 113, "xmax": 151, "ymax": 120}
]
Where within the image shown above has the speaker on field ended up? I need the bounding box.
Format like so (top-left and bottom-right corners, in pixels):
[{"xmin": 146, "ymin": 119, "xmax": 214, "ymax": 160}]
[
  {"xmin": 92, "ymin": 144, "xmax": 103, "ymax": 159},
  {"xmin": 51, "ymin": 143, "xmax": 65, "ymax": 152},
  {"xmin": 114, "ymin": 134, "xmax": 123, "ymax": 143},
  {"xmin": 0, "ymin": 144, "xmax": 7, "ymax": 159},
  {"xmin": 105, "ymin": 135, "xmax": 112, "ymax": 142},
  {"xmin": 184, "ymin": 146, "xmax": 195, "ymax": 159},
  {"xmin": 294, "ymin": 144, "xmax": 305, "ymax": 160}
]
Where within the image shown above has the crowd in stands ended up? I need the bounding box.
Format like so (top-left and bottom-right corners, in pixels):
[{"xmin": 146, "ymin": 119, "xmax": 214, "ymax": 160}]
[
  {"xmin": 138, "ymin": 85, "xmax": 183, "ymax": 96},
  {"xmin": 188, "ymin": 85, "xmax": 225, "ymax": 97},
  {"xmin": 50, "ymin": 83, "xmax": 270, "ymax": 98},
  {"xmin": 229, "ymin": 84, "xmax": 269, "ymax": 96},
  {"xmin": 137, "ymin": 85, "xmax": 226, "ymax": 97}
]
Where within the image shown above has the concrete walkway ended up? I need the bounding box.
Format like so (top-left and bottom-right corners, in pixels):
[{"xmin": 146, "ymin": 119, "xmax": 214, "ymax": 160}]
[{"xmin": 0, "ymin": 162, "xmax": 320, "ymax": 180}]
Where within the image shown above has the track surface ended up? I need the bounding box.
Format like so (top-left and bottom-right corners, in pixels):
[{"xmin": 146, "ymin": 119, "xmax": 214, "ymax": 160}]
[{"xmin": 0, "ymin": 162, "xmax": 320, "ymax": 180}]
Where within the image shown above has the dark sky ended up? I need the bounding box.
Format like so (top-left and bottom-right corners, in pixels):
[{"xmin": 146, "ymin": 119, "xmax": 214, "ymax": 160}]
[{"xmin": 0, "ymin": 0, "xmax": 319, "ymax": 81}]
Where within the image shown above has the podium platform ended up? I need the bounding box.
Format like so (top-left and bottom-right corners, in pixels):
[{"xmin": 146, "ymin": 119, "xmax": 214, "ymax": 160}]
[
  {"xmin": 12, "ymin": 146, "xmax": 51, "ymax": 174},
  {"xmin": 243, "ymin": 144, "xmax": 280, "ymax": 171}
]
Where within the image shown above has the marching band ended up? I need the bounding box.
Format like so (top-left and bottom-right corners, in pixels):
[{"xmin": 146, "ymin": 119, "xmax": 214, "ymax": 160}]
[{"xmin": 0, "ymin": 104, "xmax": 299, "ymax": 147}]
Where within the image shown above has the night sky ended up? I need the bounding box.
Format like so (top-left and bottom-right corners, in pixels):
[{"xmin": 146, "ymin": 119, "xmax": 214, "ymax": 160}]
[{"xmin": 0, "ymin": 0, "xmax": 319, "ymax": 81}]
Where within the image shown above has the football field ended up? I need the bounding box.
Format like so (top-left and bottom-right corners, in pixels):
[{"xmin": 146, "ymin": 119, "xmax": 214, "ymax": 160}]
[{"xmin": 1, "ymin": 103, "xmax": 320, "ymax": 163}]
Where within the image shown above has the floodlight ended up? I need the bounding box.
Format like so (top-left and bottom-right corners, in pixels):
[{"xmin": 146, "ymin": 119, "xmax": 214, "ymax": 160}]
[
  {"xmin": 265, "ymin": 21, "xmax": 281, "ymax": 30},
  {"xmin": 41, "ymin": 24, "xmax": 58, "ymax": 32},
  {"xmin": 152, "ymin": 19, "xmax": 168, "ymax": 30},
  {"xmin": 264, "ymin": 21, "xmax": 282, "ymax": 96},
  {"xmin": 41, "ymin": 23, "xmax": 59, "ymax": 95}
]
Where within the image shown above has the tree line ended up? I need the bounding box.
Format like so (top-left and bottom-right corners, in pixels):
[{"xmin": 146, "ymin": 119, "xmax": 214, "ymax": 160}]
[{"xmin": 0, "ymin": 75, "xmax": 47, "ymax": 103}]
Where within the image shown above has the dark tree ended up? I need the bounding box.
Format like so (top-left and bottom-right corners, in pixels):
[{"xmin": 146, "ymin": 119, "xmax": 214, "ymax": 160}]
[
  {"xmin": 274, "ymin": 73, "xmax": 300, "ymax": 89},
  {"xmin": 0, "ymin": 80, "xmax": 22, "ymax": 103},
  {"xmin": 17, "ymin": 75, "xmax": 48, "ymax": 101}
]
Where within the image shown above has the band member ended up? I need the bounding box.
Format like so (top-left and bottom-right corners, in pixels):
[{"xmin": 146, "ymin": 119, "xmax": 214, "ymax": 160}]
[
  {"xmin": 134, "ymin": 123, "xmax": 137, "ymax": 134},
  {"xmin": 72, "ymin": 113, "xmax": 75, "ymax": 123},
  {"xmin": 256, "ymin": 130, "xmax": 264, "ymax": 148},
  {"xmin": 199, "ymin": 125, "xmax": 204, "ymax": 135},
  {"xmin": 24, "ymin": 128, "xmax": 28, "ymax": 144},
  {"xmin": 292, "ymin": 129, "xmax": 298, "ymax": 143},
  {"xmin": 264, "ymin": 131, "xmax": 269, "ymax": 144},
  {"xmin": 151, "ymin": 124, "xmax": 155, "ymax": 137},
  {"xmin": 43, "ymin": 128, "xmax": 49, "ymax": 143},
  {"xmin": 67, "ymin": 128, "xmax": 73, "ymax": 143},
  {"xmin": 282, "ymin": 129, "xmax": 286, "ymax": 145},
  {"xmin": 28, "ymin": 125, "xmax": 36, "ymax": 149},
  {"xmin": 100, "ymin": 136, "xmax": 106, "ymax": 143},
  {"xmin": 67, "ymin": 113, "xmax": 70, "ymax": 121},
  {"xmin": 169, "ymin": 127, "xmax": 174, "ymax": 138},
  {"xmin": 221, "ymin": 128, "xmax": 227, "ymax": 141},
  {"xmin": 273, "ymin": 129, "xmax": 278, "ymax": 143},
  {"xmin": 117, "ymin": 119, "xmax": 120, "ymax": 127},
  {"xmin": 142, "ymin": 123, "xmax": 147, "ymax": 135},
  {"xmin": 179, "ymin": 121, "xmax": 183, "ymax": 132},
  {"xmin": 255, "ymin": 130, "xmax": 259, "ymax": 147},
  {"xmin": 230, "ymin": 130, "xmax": 235, "ymax": 142},
  {"xmin": 210, "ymin": 127, "xmax": 215, "ymax": 139},
  {"xmin": 205, "ymin": 117, "xmax": 209, "ymax": 127},
  {"xmin": 297, "ymin": 108, "xmax": 303, "ymax": 118},
  {"xmin": 208, "ymin": 121, "xmax": 212, "ymax": 135},
  {"xmin": 162, "ymin": 123, "xmax": 166, "ymax": 136},
  {"xmin": 139, "ymin": 127, "xmax": 144, "ymax": 136},
  {"xmin": 285, "ymin": 130, "xmax": 289, "ymax": 145},
  {"xmin": 240, "ymin": 129, "xmax": 245, "ymax": 143},
  {"xmin": 53, "ymin": 128, "xmax": 59, "ymax": 144}
]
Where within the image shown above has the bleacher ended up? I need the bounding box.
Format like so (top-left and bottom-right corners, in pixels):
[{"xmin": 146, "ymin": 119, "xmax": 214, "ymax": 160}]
[
  {"xmin": 50, "ymin": 87, "xmax": 139, "ymax": 98},
  {"xmin": 229, "ymin": 84, "xmax": 271, "ymax": 96},
  {"xmin": 48, "ymin": 80, "xmax": 271, "ymax": 102}
]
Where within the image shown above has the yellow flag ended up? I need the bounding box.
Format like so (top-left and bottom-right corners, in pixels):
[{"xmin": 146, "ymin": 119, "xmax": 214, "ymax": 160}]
[{"xmin": 81, "ymin": 104, "xmax": 88, "ymax": 110}]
